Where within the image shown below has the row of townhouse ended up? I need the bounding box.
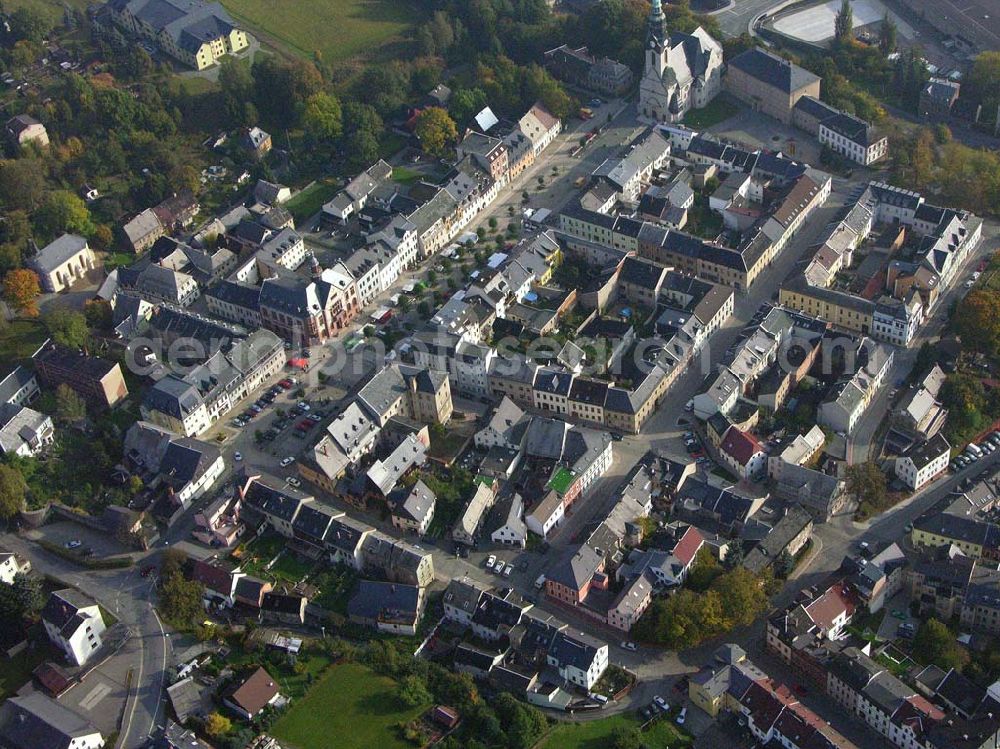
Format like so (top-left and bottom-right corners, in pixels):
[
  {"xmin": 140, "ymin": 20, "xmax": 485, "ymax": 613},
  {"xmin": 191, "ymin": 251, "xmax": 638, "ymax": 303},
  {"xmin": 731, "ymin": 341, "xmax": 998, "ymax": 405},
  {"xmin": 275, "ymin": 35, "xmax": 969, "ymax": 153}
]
[
  {"xmin": 238, "ymin": 471, "xmax": 435, "ymax": 587},
  {"xmin": 766, "ymin": 573, "xmax": 1000, "ymax": 749},
  {"xmin": 443, "ymin": 577, "xmax": 611, "ymax": 691},
  {"xmin": 781, "ymin": 182, "xmax": 982, "ymax": 345},
  {"xmin": 297, "ymin": 362, "xmax": 453, "ymax": 510},
  {"xmin": 817, "ymin": 337, "xmax": 894, "ymax": 434},
  {"xmin": 558, "ymin": 170, "xmax": 829, "ymax": 292},
  {"xmin": 692, "ymin": 303, "xmax": 827, "ymax": 420},
  {"xmin": 690, "ymin": 643, "xmax": 857, "ymax": 749},
  {"xmin": 140, "ymin": 328, "xmax": 285, "ymax": 437}
]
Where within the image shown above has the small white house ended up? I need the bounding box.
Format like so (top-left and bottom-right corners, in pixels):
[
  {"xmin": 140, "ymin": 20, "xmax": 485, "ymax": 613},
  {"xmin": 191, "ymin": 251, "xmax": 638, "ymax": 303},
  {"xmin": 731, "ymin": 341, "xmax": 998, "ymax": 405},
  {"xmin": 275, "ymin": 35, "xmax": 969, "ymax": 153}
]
[
  {"xmin": 895, "ymin": 434, "xmax": 950, "ymax": 491},
  {"xmin": 491, "ymin": 494, "xmax": 527, "ymax": 548},
  {"xmin": 546, "ymin": 630, "xmax": 608, "ymax": 690},
  {"xmin": 41, "ymin": 589, "xmax": 106, "ymax": 666},
  {"xmin": 0, "ymin": 550, "xmax": 30, "ymax": 585}
]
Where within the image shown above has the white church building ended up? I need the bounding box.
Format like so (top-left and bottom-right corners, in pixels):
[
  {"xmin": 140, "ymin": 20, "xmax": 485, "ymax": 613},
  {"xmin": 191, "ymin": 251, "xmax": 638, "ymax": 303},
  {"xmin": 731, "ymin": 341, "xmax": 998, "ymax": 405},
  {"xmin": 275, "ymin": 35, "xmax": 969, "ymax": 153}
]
[{"xmin": 638, "ymin": 0, "xmax": 723, "ymax": 123}]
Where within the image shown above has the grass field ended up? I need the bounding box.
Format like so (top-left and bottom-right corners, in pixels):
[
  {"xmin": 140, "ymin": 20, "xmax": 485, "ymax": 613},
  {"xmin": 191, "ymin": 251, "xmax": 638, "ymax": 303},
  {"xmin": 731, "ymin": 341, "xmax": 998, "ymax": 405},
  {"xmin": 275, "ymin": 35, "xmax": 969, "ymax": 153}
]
[
  {"xmin": 540, "ymin": 713, "xmax": 691, "ymax": 749},
  {"xmin": 0, "ymin": 319, "xmax": 48, "ymax": 366},
  {"xmin": 271, "ymin": 662, "xmax": 426, "ymax": 749},
  {"xmin": 221, "ymin": 0, "xmax": 421, "ymax": 62},
  {"xmin": 286, "ymin": 180, "xmax": 339, "ymax": 223},
  {"xmin": 3, "ymin": 0, "xmax": 90, "ymax": 21},
  {"xmin": 682, "ymin": 96, "xmax": 740, "ymax": 130}
]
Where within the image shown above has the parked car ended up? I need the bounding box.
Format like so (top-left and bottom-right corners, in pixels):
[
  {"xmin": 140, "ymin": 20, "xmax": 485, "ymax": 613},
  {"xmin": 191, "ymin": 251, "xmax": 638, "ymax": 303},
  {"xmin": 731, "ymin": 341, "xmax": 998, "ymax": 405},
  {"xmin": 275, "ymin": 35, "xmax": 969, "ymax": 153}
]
[
  {"xmin": 486, "ymin": 554, "xmax": 497, "ymax": 569},
  {"xmin": 308, "ymin": 414, "xmax": 322, "ymax": 422},
  {"xmin": 65, "ymin": 540, "xmax": 82, "ymax": 549},
  {"xmin": 298, "ymin": 402, "xmax": 311, "ymax": 411},
  {"xmin": 493, "ymin": 558, "xmax": 506, "ymax": 573},
  {"xmin": 653, "ymin": 696, "xmax": 669, "ymax": 712},
  {"xmin": 279, "ymin": 456, "xmax": 295, "ymax": 467},
  {"xmin": 621, "ymin": 641, "xmax": 638, "ymax": 652},
  {"xmin": 234, "ymin": 452, "xmax": 242, "ymax": 462},
  {"xmin": 286, "ymin": 477, "xmax": 301, "ymax": 487},
  {"xmin": 503, "ymin": 564, "xmax": 513, "ymax": 578},
  {"xmin": 676, "ymin": 707, "xmax": 687, "ymax": 725}
]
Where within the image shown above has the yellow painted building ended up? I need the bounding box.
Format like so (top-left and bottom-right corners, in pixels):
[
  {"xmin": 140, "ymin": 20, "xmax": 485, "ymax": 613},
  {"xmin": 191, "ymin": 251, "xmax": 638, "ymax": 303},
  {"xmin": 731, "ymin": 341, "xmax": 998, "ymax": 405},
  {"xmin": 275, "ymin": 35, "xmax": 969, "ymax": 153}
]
[
  {"xmin": 108, "ymin": 0, "xmax": 253, "ymax": 71},
  {"xmin": 779, "ymin": 283, "xmax": 874, "ymax": 334}
]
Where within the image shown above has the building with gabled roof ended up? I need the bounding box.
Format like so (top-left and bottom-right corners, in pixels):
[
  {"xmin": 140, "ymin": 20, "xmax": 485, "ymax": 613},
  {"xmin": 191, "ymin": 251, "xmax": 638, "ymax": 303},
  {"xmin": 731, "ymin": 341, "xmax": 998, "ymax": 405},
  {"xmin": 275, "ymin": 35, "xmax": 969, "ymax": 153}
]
[
  {"xmin": 443, "ymin": 576, "xmax": 487, "ymax": 627},
  {"xmin": 223, "ymin": 666, "xmax": 281, "ymax": 720},
  {"xmin": 546, "ymin": 630, "xmax": 608, "ymax": 690},
  {"xmin": 389, "ymin": 479, "xmax": 436, "ymax": 535},
  {"xmin": 41, "ymin": 589, "xmax": 106, "ymax": 666},
  {"xmin": 719, "ymin": 425, "xmax": 767, "ymax": 480},
  {"xmin": 0, "ymin": 692, "xmax": 102, "ymax": 749},
  {"xmin": 545, "ymin": 544, "xmax": 604, "ymax": 606}
]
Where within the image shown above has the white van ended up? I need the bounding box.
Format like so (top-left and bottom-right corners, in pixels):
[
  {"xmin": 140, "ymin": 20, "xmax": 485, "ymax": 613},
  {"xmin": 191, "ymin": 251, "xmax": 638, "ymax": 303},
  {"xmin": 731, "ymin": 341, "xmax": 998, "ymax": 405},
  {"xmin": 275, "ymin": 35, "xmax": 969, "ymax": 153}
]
[{"xmin": 534, "ymin": 574, "xmax": 546, "ymax": 590}]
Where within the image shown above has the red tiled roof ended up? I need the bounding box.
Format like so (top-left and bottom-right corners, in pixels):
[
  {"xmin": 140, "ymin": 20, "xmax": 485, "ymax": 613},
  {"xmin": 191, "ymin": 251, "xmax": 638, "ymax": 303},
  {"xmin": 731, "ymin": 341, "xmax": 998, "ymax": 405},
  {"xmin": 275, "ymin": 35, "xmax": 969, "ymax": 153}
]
[
  {"xmin": 720, "ymin": 427, "xmax": 763, "ymax": 466},
  {"xmin": 804, "ymin": 581, "xmax": 856, "ymax": 632},
  {"xmin": 671, "ymin": 525, "xmax": 704, "ymax": 567},
  {"xmin": 191, "ymin": 558, "xmax": 237, "ymax": 595},
  {"xmin": 740, "ymin": 681, "xmax": 785, "ymax": 734}
]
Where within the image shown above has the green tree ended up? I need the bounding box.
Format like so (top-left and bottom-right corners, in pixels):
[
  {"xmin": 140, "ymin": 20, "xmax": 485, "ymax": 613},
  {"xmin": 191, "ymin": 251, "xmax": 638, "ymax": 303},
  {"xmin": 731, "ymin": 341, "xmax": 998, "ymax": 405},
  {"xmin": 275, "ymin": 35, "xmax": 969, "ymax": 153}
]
[
  {"xmin": 834, "ymin": 0, "xmax": 854, "ymax": 42},
  {"xmin": 0, "ymin": 465, "xmax": 28, "ymax": 520},
  {"xmin": 0, "ymin": 160, "xmax": 46, "ymax": 212},
  {"xmin": 686, "ymin": 547, "xmax": 722, "ymax": 592},
  {"xmin": 35, "ymin": 191, "xmax": 93, "ymax": 240},
  {"xmin": 879, "ymin": 13, "xmax": 897, "ymax": 54},
  {"xmin": 846, "ymin": 461, "xmax": 888, "ymax": 515},
  {"xmin": 302, "ymin": 92, "xmax": 343, "ymax": 143},
  {"xmin": 449, "ymin": 87, "xmax": 488, "ymax": 127},
  {"xmin": 44, "ymin": 307, "xmax": 89, "ymax": 350},
  {"xmin": 954, "ymin": 290, "xmax": 1000, "ymax": 355},
  {"xmin": 55, "ymin": 384, "xmax": 87, "ymax": 423},
  {"xmin": 914, "ymin": 618, "xmax": 969, "ymax": 671},
  {"xmin": 397, "ymin": 674, "xmax": 432, "ymax": 708},
  {"xmin": 84, "ymin": 299, "xmax": 113, "ymax": 331},
  {"xmin": 159, "ymin": 569, "xmax": 204, "ymax": 628},
  {"xmin": 415, "ymin": 107, "xmax": 458, "ymax": 157},
  {"xmin": 611, "ymin": 725, "xmax": 642, "ymax": 749},
  {"xmin": 218, "ymin": 57, "xmax": 255, "ymax": 125},
  {"xmin": 9, "ymin": 7, "xmax": 51, "ymax": 43},
  {"xmin": 966, "ymin": 51, "xmax": 1000, "ymax": 117}
]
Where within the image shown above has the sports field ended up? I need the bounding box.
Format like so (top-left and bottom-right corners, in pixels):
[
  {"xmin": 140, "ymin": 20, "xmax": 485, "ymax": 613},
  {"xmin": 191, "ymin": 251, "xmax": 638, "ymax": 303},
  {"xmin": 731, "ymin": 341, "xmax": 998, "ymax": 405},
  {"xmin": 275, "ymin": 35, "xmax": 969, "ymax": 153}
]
[{"xmin": 222, "ymin": 0, "xmax": 421, "ymax": 62}]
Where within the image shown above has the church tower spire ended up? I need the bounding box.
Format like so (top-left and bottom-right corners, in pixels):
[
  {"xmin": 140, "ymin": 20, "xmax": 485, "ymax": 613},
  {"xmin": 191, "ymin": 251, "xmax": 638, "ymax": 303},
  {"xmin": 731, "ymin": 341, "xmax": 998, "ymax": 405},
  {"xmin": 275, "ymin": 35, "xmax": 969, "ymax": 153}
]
[{"xmin": 647, "ymin": 0, "xmax": 667, "ymax": 47}]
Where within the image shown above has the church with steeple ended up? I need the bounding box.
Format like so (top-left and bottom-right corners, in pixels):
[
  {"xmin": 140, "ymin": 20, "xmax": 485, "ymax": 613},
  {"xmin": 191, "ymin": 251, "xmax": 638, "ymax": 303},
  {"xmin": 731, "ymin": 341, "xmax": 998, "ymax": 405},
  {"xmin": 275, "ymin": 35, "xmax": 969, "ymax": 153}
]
[{"xmin": 638, "ymin": 0, "xmax": 724, "ymax": 123}]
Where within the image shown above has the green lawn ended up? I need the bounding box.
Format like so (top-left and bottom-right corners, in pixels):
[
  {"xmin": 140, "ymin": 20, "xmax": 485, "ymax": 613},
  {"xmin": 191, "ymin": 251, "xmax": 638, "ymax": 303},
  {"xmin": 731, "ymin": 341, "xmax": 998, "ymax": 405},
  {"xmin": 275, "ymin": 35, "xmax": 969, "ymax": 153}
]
[
  {"xmin": 391, "ymin": 166, "xmax": 423, "ymax": 185},
  {"xmin": 540, "ymin": 714, "xmax": 690, "ymax": 749},
  {"xmin": 286, "ymin": 180, "xmax": 339, "ymax": 223},
  {"xmin": 231, "ymin": 532, "xmax": 313, "ymax": 583},
  {"xmin": 0, "ymin": 319, "xmax": 48, "ymax": 366},
  {"xmin": 271, "ymin": 662, "xmax": 426, "ymax": 749},
  {"xmin": 222, "ymin": 0, "xmax": 421, "ymax": 62},
  {"xmin": 682, "ymin": 96, "xmax": 740, "ymax": 130}
]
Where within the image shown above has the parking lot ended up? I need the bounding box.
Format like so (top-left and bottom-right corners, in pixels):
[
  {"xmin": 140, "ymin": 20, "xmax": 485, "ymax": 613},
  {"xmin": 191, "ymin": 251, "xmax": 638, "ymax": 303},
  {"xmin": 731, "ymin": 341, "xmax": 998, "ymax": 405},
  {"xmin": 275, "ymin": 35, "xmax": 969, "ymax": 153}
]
[
  {"xmin": 950, "ymin": 430, "xmax": 1000, "ymax": 473},
  {"xmin": 27, "ymin": 521, "xmax": 132, "ymax": 560}
]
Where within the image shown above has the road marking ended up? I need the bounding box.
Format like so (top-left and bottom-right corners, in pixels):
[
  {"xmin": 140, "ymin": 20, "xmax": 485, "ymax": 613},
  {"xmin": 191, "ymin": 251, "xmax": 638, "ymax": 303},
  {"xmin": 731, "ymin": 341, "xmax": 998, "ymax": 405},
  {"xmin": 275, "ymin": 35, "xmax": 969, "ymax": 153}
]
[{"xmin": 78, "ymin": 682, "xmax": 112, "ymax": 711}]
